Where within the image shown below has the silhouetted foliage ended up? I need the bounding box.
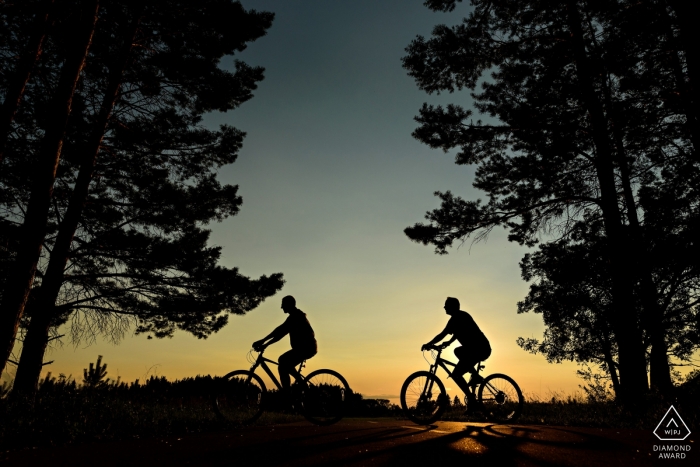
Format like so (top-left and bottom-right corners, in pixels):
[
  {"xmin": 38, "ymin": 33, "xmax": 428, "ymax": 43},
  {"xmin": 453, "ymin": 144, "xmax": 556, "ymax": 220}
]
[
  {"xmin": 0, "ymin": 219, "xmax": 19, "ymax": 305},
  {"xmin": 515, "ymin": 225, "xmax": 622, "ymax": 394},
  {"xmin": 0, "ymin": 0, "xmax": 101, "ymax": 379},
  {"xmin": 1, "ymin": 371, "xmax": 698, "ymax": 450},
  {"xmin": 516, "ymin": 222, "xmax": 700, "ymax": 399},
  {"xmin": 82, "ymin": 355, "xmax": 109, "ymax": 387},
  {"xmin": 0, "ymin": 373, "xmax": 225, "ymax": 449},
  {"xmin": 0, "ymin": 374, "xmax": 403, "ymax": 450},
  {"xmin": 343, "ymin": 391, "xmax": 401, "ymax": 417},
  {"xmin": 403, "ymin": 0, "xmax": 700, "ymax": 402},
  {"xmin": 1, "ymin": 1, "xmax": 284, "ymax": 394},
  {"xmin": 576, "ymin": 365, "xmax": 615, "ymax": 403}
]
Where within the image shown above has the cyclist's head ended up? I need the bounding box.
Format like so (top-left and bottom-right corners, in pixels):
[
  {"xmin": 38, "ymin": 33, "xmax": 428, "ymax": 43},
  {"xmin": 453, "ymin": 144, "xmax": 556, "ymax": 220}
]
[
  {"xmin": 281, "ymin": 295, "xmax": 296, "ymax": 312},
  {"xmin": 444, "ymin": 297, "xmax": 460, "ymax": 313}
]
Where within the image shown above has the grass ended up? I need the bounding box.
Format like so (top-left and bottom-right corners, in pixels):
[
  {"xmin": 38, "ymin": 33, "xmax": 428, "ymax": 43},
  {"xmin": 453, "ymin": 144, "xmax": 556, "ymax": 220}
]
[
  {"xmin": 0, "ymin": 373, "xmax": 304, "ymax": 451},
  {"xmin": 2, "ymin": 371, "xmax": 698, "ymax": 451},
  {"xmin": 435, "ymin": 369, "xmax": 700, "ymax": 429},
  {"xmin": 440, "ymin": 391, "xmax": 698, "ymax": 429}
]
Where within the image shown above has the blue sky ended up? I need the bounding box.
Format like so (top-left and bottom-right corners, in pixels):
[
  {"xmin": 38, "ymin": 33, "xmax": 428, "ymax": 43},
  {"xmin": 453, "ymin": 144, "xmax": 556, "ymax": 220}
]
[{"xmin": 5, "ymin": 0, "xmax": 585, "ymax": 401}]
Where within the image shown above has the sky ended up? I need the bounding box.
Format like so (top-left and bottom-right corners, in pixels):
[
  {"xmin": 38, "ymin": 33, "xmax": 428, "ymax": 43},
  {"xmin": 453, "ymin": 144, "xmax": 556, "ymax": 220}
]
[{"xmin": 3, "ymin": 0, "xmax": 586, "ymax": 401}]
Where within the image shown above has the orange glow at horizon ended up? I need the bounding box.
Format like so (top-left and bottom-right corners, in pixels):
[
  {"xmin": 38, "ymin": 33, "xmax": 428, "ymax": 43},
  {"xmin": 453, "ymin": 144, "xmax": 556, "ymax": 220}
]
[{"xmin": 6, "ymin": 247, "xmax": 590, "ymax": 405}]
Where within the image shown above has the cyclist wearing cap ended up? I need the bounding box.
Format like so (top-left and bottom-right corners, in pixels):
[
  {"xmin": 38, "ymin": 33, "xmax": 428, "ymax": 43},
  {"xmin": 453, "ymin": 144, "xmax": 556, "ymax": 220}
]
[
  {"xmin": 421, "ymin": 297, "xmax": 491, "ymax": 411},
  {"xmin": 253, "ymin": 295, "xmax": 317, "ymax": 390}
]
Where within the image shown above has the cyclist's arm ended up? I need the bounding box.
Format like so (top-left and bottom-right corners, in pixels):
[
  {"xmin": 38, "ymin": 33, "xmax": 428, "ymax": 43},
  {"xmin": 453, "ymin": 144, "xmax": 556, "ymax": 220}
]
[
  {"xmin": 254, "ymin": 322, "xmax": 288, "ymax": 349},
  {"xmin": 443, "ymin": 335, "xmax": 457, "ymax": 346},
  {"xmin": 422, "ymin": 328, "xmax": 451, "ymax": 350}
]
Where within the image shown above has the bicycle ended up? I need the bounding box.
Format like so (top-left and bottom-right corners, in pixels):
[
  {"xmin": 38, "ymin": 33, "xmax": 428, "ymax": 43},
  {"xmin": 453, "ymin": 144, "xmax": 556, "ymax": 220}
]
[
  {"xmin": 400, "ymin": 344, "xmax": 523, "ymax": 425},
  {"xmin": 214, "ymin": 348, "xmax": 350, "ymax": 426}
]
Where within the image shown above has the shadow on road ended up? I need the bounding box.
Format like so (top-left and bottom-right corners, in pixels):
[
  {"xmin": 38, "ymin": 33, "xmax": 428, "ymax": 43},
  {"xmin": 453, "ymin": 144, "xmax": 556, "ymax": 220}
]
[
  {"xmin": 192, "ymin": 420, "xmax": 658, "ymax": 466},
  {"xmin": 2, "ymin": 419, "xmax": 677, "ymax": 466}
]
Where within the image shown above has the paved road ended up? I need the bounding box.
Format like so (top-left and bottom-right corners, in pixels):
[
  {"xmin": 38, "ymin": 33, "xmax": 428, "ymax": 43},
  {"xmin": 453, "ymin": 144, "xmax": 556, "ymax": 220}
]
[{"xmin": 2, "ymin": 419, "xmax": 695, "ymax": 466}]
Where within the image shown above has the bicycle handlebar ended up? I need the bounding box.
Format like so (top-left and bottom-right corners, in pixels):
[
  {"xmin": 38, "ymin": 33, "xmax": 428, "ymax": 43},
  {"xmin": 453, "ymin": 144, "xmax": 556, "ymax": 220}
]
[
  {"xmin": 246, "ymin": 348, "xmax": 264, "ymax": 365},
  {"xmin": 423, "ymin": 343, "xmax": 448, "ymax": 352}
]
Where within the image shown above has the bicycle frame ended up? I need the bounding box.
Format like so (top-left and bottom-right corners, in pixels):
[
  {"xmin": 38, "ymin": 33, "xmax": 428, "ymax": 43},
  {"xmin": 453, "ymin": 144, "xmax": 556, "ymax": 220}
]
[
  {"xmin": 402, "ymin": 346, "xmax": 523, "ymax": 425},
  {"xmin": 426, "ymin": 347, "xmax": 483, "ymax": 395},
  {"xmin": 247, "ymin": 349, "xmax": 306, "ymax": 390}
]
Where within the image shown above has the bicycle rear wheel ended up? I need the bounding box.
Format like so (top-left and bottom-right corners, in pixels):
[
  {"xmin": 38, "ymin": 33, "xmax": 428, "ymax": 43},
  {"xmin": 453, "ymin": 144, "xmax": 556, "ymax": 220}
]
[
  {"xmin": 400, "ymin": 371, "xmax": 448, "ymax": 425},
  {"xmin": 214, "ymin": 370, "xmax": 266, "ymax": 425},
  {"xmin": 477, "ymin": 373, "xmax": 523, "ymax": 423},
  {"xmin": 301, "ymin": 369, "xmax": 350, "ymax": 426}
]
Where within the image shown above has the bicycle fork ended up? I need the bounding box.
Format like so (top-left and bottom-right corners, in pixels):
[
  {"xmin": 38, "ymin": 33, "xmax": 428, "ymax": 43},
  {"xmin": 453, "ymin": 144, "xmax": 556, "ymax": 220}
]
[{"xmin": 422, "ymin": 365, "xmax": 439, "ymax": 400}]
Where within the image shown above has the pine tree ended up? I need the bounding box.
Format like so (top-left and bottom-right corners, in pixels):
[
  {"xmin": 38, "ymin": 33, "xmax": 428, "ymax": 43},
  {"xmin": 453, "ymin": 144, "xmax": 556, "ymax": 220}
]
[
  {"xmin": 0, "ymin": 0, "xmax": 100, "ymax": 382},
  {"xmin": 1, "ymin": 1, "xmax": 284, "ymax": 395},
  {"xmin": 82, "ymin": 355, "xmax": 109, "ymax": 387},
  {"xmin": 403, "ymin": 0, "xmax": 699, "ymax": 402},
  {"xmin": 0, "ymin": 0, "xmax": 54, "ymax": 164}
]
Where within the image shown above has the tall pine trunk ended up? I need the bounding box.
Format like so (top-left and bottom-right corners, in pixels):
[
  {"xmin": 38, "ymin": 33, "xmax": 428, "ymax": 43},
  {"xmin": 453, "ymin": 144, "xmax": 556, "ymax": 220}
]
[
  {"xmin": 615, "ymin": 146, "xmax": 673, "ymax": 397},
  {"xmin": 566, "ymin": 1, "xmax": 649, "ymax": 403},
  {"xmin": 0, "ymin": 0, "xmax": 99, "ymax": 378},
  {"xmin": 604, "ymin": 82, "xmax": 674, "ymax": 397},
  {"xmin": 12, "ymin": 14, "xmax": 141, "ymax": 396},
  {"xmin": 601, "ymin": 334, "xmax": 621, "ymax": 397},
  {"xmin": 616, "ymin": 147, "xmax": 673, "ymax": 397},
  {"xmin": 0, "ymin": 0, "xmax": 54, "ymax": 164},
  {"xmin": 667, "ymin": 0, "xmax": 700, "ymax": 155}
]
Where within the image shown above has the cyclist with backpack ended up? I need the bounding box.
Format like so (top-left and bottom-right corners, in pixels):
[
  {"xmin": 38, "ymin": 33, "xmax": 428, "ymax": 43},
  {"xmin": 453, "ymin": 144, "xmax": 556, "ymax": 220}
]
[
  {"xmin": 422, "ymin": 297, "xmax": 491, "ymax": 413},
  {"xmin": 252, "ymin": 295, "xmax": 317, "ymax": 392}
]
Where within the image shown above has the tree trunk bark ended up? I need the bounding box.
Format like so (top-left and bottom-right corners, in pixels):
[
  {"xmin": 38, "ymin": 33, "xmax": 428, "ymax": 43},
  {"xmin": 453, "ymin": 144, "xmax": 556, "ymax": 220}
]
[
  {"xmin": 604, "ymin": 82, "xmax": 674, "ymax": 398},
  {"xmin": 0, "ymin": 0, "xmax": 99, "ymax": 378},
  {"xmin": 615, "ymin": 160, "xmax": 673, "ymax": 397},
  {"xmin": 0, "ymin": 0, "xmax": 55, "ymax": 164},
  {"xmin": 601, "ymin": 336, "xmax": 620, "ymax": 398},
  {"xmin": 667, "ymin": 0, "xmax": 700, "ymax": 155},
  {"xmin": 565, "ymin": 1, "xmax": 649, "ymax": 403},
  {"xmin": 12, "ymin": 13, "xmax": 141, "ymax": 396},
  {"xmin": 652, "ymin": 1, "xmax": 700, "ymax": 162}
]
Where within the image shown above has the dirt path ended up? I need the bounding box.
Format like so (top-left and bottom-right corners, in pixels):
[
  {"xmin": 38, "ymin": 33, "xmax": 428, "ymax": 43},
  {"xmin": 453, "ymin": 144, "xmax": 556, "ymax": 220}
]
[{"xmin": 2, "ymin": 419, "xmax": 695, "ymax": 466}]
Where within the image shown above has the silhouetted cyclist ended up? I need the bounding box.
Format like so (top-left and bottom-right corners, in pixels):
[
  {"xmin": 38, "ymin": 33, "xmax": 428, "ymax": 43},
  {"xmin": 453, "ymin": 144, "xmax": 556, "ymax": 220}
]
[
  {"xmin": 253, "ymin": 295, "xmax": 317, "ymax": 394},
  {"xmin": 422, "ymin": 297, "xmax": 491, "ymax": 413}
]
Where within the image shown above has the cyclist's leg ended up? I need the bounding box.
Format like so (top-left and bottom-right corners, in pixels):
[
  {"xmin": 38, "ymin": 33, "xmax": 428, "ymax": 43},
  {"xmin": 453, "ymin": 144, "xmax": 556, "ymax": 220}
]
[
  {"xmin": 452, "ymin": 361, "xmax": 476, "ymax": 395},
  {"xmin": 278, "ymin": 350, "xmax": 303, "ymax": 389},
  {"xmin": 278, "ymin": 348, "xmax": 316, "ymax": 388},
  {"xmin": 452, "ymin": 346, "xmax": 476, "ymax": 395},
  {"xmin": 455, "ymin": 346, "xmax": 491, "ymax": 381}
]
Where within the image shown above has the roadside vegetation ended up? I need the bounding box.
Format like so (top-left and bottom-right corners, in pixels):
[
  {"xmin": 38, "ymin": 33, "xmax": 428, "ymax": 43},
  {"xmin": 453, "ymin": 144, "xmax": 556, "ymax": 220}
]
[
  {"xmin": 0, "ymin": 354, "xmax": 399, "ymax": 450},
  {"xmin": 2, "ymin": 367, "xmax": 697, "ymax": 451},
  {"xmin": 443, "ymin": 382, "xmax": 699, "ymax": 429},
  {"xmin": 0, "ymin": 371, "xmax": 303, "ymax": 451}
]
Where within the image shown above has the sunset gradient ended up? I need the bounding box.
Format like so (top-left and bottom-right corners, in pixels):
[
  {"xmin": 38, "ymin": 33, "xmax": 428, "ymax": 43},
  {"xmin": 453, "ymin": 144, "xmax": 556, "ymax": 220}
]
[{"xmin": 3, "ymin": 0, "xmax": 586, "ymax": 402}]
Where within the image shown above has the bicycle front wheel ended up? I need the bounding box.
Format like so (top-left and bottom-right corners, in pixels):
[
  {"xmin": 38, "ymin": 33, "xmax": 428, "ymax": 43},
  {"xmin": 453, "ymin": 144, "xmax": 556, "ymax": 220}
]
[
  {"xmin": 477, "ymin": 373, "xmax": 523, "ymax": 423},
  {"xmin": 214, "ymin": 370, "xmax": 266, "ymax": 425},
  {"xmin": 400, "ymin": 371, "xmax": 448, "ymax": 425},
  {"xmin": 301, "ymin": 369, "xmax": 350, "ymax": 426}
]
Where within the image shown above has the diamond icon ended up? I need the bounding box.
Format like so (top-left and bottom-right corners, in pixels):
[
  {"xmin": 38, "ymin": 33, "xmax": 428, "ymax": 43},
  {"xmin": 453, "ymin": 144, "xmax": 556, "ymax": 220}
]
[{"xmin": 654, "ymin": 406, "xmax": 691, "ymax": 441}]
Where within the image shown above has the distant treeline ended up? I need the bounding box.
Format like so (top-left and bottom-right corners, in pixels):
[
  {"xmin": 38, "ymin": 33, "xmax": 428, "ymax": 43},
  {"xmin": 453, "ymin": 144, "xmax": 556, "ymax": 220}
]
[
  {"xmin": 2, "ymin": 369, "xmax": 698, "ymax": 451},
  {"xmin": 0, "ymin": 370, "xmax": 401, "ymax": 450}
]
